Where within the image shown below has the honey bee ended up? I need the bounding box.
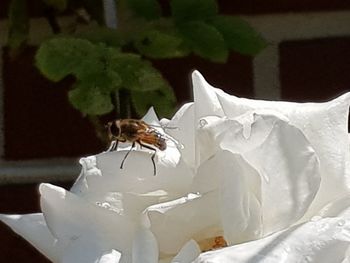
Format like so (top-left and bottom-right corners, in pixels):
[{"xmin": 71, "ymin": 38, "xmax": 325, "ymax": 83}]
[{"xmin": 105, "ymin": 119, "xmax": 167, "ymax": 175}]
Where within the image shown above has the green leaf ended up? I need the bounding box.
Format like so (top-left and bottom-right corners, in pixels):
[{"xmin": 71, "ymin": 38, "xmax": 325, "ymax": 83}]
[
  {"xmin": 68, "ymin": 83, "xmax": 114, "ymax": 115},
  {"xmin": 210, "ymin": 15, "xmax": 267, "ymax": 55},
  {"xmin": 110, "ymin": 52, "xmax": 172, "ymax": 93},
  {"xmin": 36, "ymin": 38, "xmax": 122, "ymax": 92},
  {"xmin": 131, "ymin": 86, "xmax": 176, "ymax": 118},
  {"xmin": 75, "ymin": 66, "xmax": 120, "ymax": 93},
  {"xmin": 42, "ymin": 0, "xmax": 67, "ymax": 12},
  {"xmin": 171, "ymin": 0, "xmax": 218, "ymax": 23},
  {"xmin": 109, "ymin": 52, "xmax": 148, "ymax": 90},
  {"xmin": 179, "ymin": 21, "xmax": 228, "ymax": 63},
  {"xmin": 136, "ymin": 65, "xmax": 172, "ymax": 92},
  {"xmin": 36, "ymin": 38, "xmax": 97, "ymax": 82},
  {"xmin": 73, "ymin": 44, "xmax": 122, "ymax": 90},
  {"xmin": 74, "ymin": 27, "xmax": 124, "ymax": 47},
  {"xmin": 126, "ymin": 0, "xmax": 161, "ymax": 20},
  {"xmin": 7, "ymin": 0, "xmax": 29, "ymax": 50},
  {"xmin": 133, "ymin": 29, "xmax": 190, "ymax": 58}
]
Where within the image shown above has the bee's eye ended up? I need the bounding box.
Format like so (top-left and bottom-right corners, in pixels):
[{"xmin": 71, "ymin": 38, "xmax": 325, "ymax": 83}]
[{"xmin": 110, "ymin": 122, "xmax": 120, "ymax": 136}]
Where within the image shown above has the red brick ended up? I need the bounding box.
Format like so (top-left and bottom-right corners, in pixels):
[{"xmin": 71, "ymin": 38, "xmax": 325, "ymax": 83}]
[
  {"xmin": 3, "ymin": 46, "xmax": 104, "ymax": 160},
  {"xmin": 280, "ymin": 37, "xmax": 350, "ymax": 102},
  {"xmin": 218, "ymin": 0, "xmax": 350, "ymax": 15},
  {"xmin": 152, "ymin": 52, "xmax": 254, "ymax": 104},
  {"xmin": 3, "ymin": 1, "xmax": 350, "ymax": 19}
]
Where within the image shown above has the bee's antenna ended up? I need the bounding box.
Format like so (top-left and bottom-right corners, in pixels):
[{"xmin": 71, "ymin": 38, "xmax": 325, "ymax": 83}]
[
  {"xmin": 106, "ymin": 140, "xmax": 118, "ymax": 152},
  {"xmin": 149, "ymin": 123, "xmax": 179, "ymax": 130},
  {"xmin": 163, "ymin": 125, "xmax": 179, "ymax": 130}
]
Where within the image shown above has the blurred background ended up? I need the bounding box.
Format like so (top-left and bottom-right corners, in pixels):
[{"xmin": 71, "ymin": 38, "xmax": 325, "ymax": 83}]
[{"xmin": 0, "ymin": 0, "xmax": 349, "ymax": 261}]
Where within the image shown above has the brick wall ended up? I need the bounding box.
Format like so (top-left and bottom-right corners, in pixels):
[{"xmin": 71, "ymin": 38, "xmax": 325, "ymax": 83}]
[
  {"xmin": 280, "ymin": 37, "xmax": 350, "ymax": 101},
  {"xmin": 1, "ymin": 3, "xmax": 349, "ymax": 166}
]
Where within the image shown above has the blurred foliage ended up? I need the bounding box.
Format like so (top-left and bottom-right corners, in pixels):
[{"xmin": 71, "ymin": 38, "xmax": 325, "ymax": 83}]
[{"xmin": 7, "ymin": 0, "xmax": 267, "ymax": 137}]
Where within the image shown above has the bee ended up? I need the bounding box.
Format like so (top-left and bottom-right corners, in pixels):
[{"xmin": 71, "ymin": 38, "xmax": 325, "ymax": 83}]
[{"xmin": 105, "ymin": 119, "xmax": 167, "ymax": 175}]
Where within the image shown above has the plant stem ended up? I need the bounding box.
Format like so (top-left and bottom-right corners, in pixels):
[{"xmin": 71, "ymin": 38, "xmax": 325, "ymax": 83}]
[
  {"xmin": 44, "ymin": 7, "xmax": 61, "ymax": 34},
  {"xmin": 115, "ymin": 89, "xmax": 131, "ymax": 119},
  {"xmin": 114, "ymin": 90, "xmax": 121, "ymax": 117},
  {"xmin": 8, "ymin": 0, "xmax": 29, "ymax": 56}
]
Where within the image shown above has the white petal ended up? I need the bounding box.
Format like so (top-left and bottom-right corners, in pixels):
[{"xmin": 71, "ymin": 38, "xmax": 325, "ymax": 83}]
[
  {"xmin": 315, "ymin": 194, "xmax": 350, "ymax": 218},
  {"xmin": 192, "ymin": 71, "xmax": 225, "ymax": 169},
  {"xmin": 195, "ymin": 116, "xmax": 223, "ymax": 166},
  {"xmin": 190, "ymin": 145, "xmax": 222, "ymax": 194},
  {"xmin": 341, "ymin": 246, "xmax": 350, "ymax": 263},
  {"xmin": 61, "ymin": 238, "xmax": 121, "ymax": 263},
  {"xmin": 39, "ymin": 183, "xmax": 136, "ymax": 263},
  {"xmin": 142, "ymin": 107, "xmax": 160, "ymax": 126},
  {"xmin": 171, "ymin": 239, "xmax": 201, "ymax": 263},
  {"xmin": 192, "ymin": 71, "xmax": 350, "ymax": 215},
  {"xmin": 190, "ymin": 150, "xmax": 262, "ymax": 244},
  {"xmin": 218, "ymin": 151, "xmax": 263, "ymax": 244},
  {"xmin": 193, "ymin": 216, "xmax": 350, "ymax": 263},
  {"xmin": 346, "ymin": 133, "xmax": 350, "ymax": 184},
  {"xmin": 198, "ymin": 113, "xmax": 321, "ymax": 235},
  {"xmin": 197, "ymin": 72, "xmax": 350, "ymax": 214},
  {"xmin": 71, "ymin": 155, "xmax": 100, "ymax": 195},
  {"xmin": 70, "ymin": 150, "xmax": 193, "ymax": 209},
  {"xmin": 145, "ymin": 192, "xmax": 221, "ymax": 255},
  {"xmin": 99, "ymin": 250, "xmax": 122, "ymax": 263},
  {"xmin": 243, "ymin": 115, "xmax": 321, "ymax": 234},
  {"xmin": 0, "ymin": 213, "xmax": 59, "ymax": 262},
  {"xmin": 96, "ymin": 150, "xmax": 192, "ymax": 193},
  {"xmin": 132, "ymin": 228, "xmax": 158, "ymax": 263},
  {"xmin": 192, "ymin": 70, "xmax": 225, "ymax": 119},
  {"xmin": 165, "ymin": 103, "xmax": 196, "ymax": 169}
]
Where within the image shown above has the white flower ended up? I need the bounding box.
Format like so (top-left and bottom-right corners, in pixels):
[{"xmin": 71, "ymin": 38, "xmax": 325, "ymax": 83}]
[{"xmin": 1, "ymin": 71, "xmax": 350, "ymax": 263}]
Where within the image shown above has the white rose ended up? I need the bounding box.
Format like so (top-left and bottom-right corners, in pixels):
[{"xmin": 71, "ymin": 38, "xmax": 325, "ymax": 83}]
[{"xmin": 1, "ymin": 71, "xmax": 350, "ymax": 263}]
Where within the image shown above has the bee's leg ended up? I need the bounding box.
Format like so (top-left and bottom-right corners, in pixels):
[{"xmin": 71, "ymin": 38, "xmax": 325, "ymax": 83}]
[
  {"xmin": 151, "ymin": 151, "xmax": 156, "ymax": 176},
  {"xmin": 137, "ymin": 142, "xmax": 157, "ymax": 176},
  {"xmin": 112, "ymin": 140, "xmax": 119, "ymax": 151},
  {"xmin": 106, "ymin": 141, "xmax": 113, "ymax": 152},
  {"xmin": 120, "ymin": 142, "xmax": 135, "ymax": 169},
  {"xmin": 107, "ymin": 140, "xmax": 118, "ymax": 152}
]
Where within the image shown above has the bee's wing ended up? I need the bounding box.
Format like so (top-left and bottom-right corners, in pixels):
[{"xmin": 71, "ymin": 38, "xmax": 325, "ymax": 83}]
[
  {"xmin": 138, "ymin": 132, "xmax": 159, "ymax": 145},
  {"xmin": 129, "ymin": 119, "xmax": 148, "ymax": 130},
  {"xmin": 147, "ymin": 122, "xmax": 183, "ymax": 149},
  {"xmin": 149, "ymin": 123, "xmax": 178, "ymax": 130}
]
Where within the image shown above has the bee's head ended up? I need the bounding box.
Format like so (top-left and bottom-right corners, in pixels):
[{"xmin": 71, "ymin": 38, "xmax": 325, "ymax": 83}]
[{"xmin": 105, "ymin": 120, "xmax": 120, "ymax": 139}]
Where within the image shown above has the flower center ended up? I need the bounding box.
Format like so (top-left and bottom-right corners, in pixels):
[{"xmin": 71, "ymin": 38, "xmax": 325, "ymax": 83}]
[
  {"xmin": 198, "ymin": 236, "xmax": 228, "ymax": 252},
  {"xmin": 213, "ymin": 236, "xmax": 228, "ymax": 249}
]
